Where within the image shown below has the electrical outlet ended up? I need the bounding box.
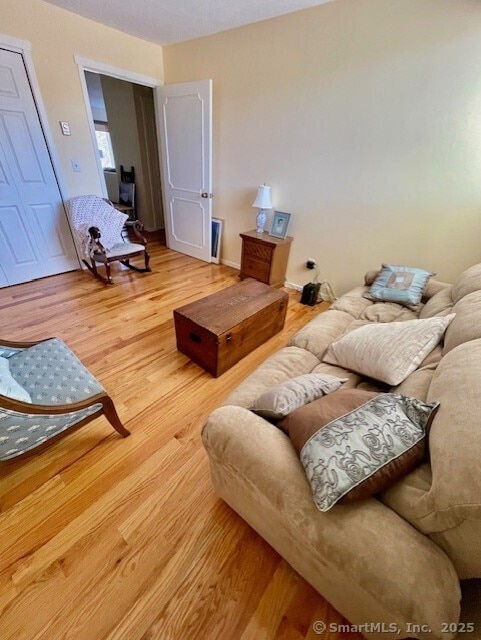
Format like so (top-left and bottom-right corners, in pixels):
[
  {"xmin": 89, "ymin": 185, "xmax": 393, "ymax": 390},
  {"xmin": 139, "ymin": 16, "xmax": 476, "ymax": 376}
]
[{"xmin": 306, "ymin": 259, "xmax": 316, "ymax": 270}]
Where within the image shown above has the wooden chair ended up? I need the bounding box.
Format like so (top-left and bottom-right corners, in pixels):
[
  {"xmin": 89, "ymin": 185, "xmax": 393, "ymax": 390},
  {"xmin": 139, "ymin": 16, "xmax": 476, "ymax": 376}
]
[
  {"xmin": 114, "ymin": 166, "xmax": 136, "ymax": 221},
  {"xmin": 68, "ymin": 195, "xmax": 151, "ymax": 285},
  {"xmin": 0, "ymin": 337, "xmax": 129, "ymax": 463}
]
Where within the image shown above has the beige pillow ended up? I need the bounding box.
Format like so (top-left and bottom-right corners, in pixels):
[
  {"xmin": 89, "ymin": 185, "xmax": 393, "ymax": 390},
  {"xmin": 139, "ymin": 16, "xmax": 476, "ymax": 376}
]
[
  {"xmin": 249, "ymin": 373, "xmax": 347, "ymax": 420},
  {"xmin": 323, "ymin": 314, "xmax": 455, "ymax": 386}
]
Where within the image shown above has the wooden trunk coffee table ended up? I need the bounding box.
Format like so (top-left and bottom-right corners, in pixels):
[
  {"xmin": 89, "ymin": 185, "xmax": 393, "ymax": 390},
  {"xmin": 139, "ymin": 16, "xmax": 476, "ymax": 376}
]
[{"xmin": 173, "ymin": 278, "xmax": 288, "ymax": 377}]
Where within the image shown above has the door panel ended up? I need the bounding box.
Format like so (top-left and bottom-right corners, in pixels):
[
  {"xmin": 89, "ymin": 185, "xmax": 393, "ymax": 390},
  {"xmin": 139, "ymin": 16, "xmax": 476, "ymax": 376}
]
[
  {"xmin": 170, "ymin": 197, "xmax": 205, "ymax": 248},
  {"xmin": 163, "ymin": 95, "xmax": 203, "ymax": 191},
  {"xmin": 0, "ymin": 48, "xmax": 79, "ymax": 287},
  {"xmin": 0, "ymin": 64, "xmax": 19, "ymax": 98},
  {"xmin": 31, "ymin": 203, "xmax": 69, "ymax": 256},
  {"xmin": 0, "ymin": 205, "xmax": 43, "ymax": 285},
  {"xmin": 157, "ymin": 80, "xmax": 212, "ymax": 262},
  {"xmin": 2, "ymin": 111, "xmax": 45, "ymax": 183}
]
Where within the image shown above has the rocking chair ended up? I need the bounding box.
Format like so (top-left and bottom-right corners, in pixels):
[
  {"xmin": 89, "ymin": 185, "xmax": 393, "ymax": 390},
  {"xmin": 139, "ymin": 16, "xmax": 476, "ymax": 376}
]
[{"xmin": 68, "ymin": 195, "xmax": 151, "ymax": 285}]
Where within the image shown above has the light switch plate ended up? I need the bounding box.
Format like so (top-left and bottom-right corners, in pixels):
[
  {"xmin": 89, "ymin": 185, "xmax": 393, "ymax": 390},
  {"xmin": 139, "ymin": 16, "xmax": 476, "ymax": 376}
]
[
  {"xmin": 71, "ymin": 159, "xmax": 81, "ymax": 172},
  {"xmin": 60, "ymin": 121, "xmax": 71, "ymax": 136}
]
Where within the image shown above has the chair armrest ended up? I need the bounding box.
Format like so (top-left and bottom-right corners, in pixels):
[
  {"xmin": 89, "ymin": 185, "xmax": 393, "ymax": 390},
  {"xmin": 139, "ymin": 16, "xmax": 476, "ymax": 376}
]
[
  {"xmin": 0, "ymin": 338, "xmax": 53, "ymax": 349},
  {"xmin": 0, "ymin": 391, "xmax": 109, "ymax": 414}
]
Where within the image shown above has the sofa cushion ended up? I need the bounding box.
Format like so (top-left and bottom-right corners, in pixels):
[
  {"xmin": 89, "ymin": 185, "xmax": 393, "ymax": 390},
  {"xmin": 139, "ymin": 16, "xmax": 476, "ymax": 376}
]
[
  {"xmin": 328, "ymin": 286, "xmax": 374, "ymax": 318},
  {"xmin": 443, "ymin": 291, "xmax": 481, "ymax": 354},
  {"xmin": 250, "ymin": 373, "xmax": 347, "ymax": 420},
  {"xmin": 419, "ymin": 287, "xmax": 454, "ymax": 319},
  {"xmin": 288, "ymin": 309, "xmax": 354, "ymax": 360},
  {"xmin": 364, "ymin": 264, "xmax": 434, "ymax": 309},
  {"xmin": 278, "ymin": 389, "xmax": 439, "ymax": 512},
  {"xmin": 452, "ymin": 263, "xmax": 481, "ymax": 304},
  {"xmin": 323, "ymin": 314, "xmax": 455, "ymax": 386}
]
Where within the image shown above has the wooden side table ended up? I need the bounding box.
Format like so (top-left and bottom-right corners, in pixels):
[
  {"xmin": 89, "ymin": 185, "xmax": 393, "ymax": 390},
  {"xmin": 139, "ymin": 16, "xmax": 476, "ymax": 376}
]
[{"xmin": 239, "ymin": 230, "xmax": 293, "ymax": 288}]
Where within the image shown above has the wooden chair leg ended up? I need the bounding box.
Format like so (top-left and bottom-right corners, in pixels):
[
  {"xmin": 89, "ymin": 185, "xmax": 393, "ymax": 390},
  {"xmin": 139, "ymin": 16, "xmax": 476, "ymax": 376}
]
[
  {"xmin": 82, "ymin": 259, "xmax": 112, "ymax": 285},
  {"xmin": 102, "ymin": 397, "xmax": 130, "ymax": 437},
  {"xmin": 104, "ymin": 261, "xmax": 113, "ymax": 285},
  {"xmin": 120, "ymin": 253, "xmax": 151, "ymax": 274},
  {"xmin": 144, "ymin": 249, "xmax": 151, "ymax": 272}
]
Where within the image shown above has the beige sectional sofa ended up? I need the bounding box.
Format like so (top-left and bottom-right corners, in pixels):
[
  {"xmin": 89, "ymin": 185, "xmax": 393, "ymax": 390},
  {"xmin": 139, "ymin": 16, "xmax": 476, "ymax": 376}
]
[{"xmin": 202, "ymin": 263, "xmax": 481, "ymax": 639}]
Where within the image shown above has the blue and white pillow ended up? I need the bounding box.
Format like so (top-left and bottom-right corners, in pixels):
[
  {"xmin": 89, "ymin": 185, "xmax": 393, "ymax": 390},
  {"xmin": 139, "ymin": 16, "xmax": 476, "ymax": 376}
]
[
  {"xmin": 364, "ymin": 264, "xmax": 434, "ymax": 309},
  {"xmin": 0, "ymin": 356, "xmax": 32, "ymax": 403}
]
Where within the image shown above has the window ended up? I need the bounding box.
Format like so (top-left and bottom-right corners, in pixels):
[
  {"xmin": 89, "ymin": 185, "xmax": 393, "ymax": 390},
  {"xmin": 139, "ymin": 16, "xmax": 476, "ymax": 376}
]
[{"xmin": 94, "ymin": 121, "xmax": 116, "ymax": 171}]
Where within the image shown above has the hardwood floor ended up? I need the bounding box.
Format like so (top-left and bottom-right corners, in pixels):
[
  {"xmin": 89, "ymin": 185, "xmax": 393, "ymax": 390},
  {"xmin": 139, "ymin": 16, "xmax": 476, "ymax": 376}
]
[{"xmin": 0, "ymin": 239, "xmax": 361, "ymax": 640}]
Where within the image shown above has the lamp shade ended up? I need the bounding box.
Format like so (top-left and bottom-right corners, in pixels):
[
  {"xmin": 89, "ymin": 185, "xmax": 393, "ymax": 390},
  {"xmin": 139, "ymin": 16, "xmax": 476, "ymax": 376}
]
[{"xmin": 252, "ymin": 185, "xmax": 272, "ymax": 209}]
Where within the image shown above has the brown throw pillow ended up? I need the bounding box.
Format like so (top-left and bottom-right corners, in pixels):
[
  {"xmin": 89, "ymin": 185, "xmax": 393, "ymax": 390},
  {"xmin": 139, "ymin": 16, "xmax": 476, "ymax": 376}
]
[{"xmin": 278, "ymin": 388, "xmax": 439, "ymax": 511}]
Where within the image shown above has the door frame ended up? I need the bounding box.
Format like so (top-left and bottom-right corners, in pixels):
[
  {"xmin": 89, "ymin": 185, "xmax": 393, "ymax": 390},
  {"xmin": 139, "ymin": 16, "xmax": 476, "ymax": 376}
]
[
  {"xmin": 74, "ymin": 56, "xmax": 162, "ymax": 200},
  {"xmin": 0, "ymin": 33, "xmax": 70, "ymax": 204}
]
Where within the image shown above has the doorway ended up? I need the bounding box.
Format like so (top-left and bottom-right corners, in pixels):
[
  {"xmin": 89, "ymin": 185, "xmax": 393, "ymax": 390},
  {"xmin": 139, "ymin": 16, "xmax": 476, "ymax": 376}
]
[
  {"xmin": 84, "ymin": 71, "xmax": 164, "ymax": 233},
  {"xmin": 77, "ymin": 57, "xmax": 213, "ymax": 263}
]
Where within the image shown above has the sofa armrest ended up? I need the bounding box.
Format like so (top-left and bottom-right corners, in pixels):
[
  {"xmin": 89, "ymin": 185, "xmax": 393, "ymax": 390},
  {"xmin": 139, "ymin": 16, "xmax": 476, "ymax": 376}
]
[{"xmin": 202, "ymin": 406, "xmax": 460, "ymax": 640}]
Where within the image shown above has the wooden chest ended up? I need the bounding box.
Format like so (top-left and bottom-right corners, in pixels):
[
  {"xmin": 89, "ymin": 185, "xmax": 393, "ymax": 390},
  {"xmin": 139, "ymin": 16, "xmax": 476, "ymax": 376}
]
[{"xmin": 173, "ymin": 278, "xmax": 288, "ymax": 377}]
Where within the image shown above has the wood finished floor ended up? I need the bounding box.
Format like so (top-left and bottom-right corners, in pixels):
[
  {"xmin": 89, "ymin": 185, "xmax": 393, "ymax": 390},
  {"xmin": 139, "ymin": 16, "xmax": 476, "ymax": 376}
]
[{"xmin": 0, "ymin": 239, "xmax": 362, "ymax": 640}]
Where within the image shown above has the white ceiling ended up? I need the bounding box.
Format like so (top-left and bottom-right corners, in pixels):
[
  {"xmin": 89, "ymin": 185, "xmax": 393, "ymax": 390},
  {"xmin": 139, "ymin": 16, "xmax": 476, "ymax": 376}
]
[{"xmin": 42, "ymin": 0, "xmax": 335, "ymax": 46}]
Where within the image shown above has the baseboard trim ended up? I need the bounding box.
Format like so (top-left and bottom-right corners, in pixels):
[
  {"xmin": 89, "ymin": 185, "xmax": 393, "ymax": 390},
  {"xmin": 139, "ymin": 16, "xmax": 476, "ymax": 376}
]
[
  {"xmin": 284, "ymin": 281, "xmax": 303, "ymax": 291},
  {"xmin": 220, "ymin": 259, "xmax": 240, "ymax": 269}
]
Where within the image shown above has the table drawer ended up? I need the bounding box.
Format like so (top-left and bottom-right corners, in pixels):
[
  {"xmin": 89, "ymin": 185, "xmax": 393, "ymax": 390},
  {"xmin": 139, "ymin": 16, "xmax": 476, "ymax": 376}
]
[
  {"xmin": 241, "ymin": 255, "xmax": 270, "ymax": 282},
  {"xmin": 243, "ymin": 240, "xmax": 273, "ymax": 262}
]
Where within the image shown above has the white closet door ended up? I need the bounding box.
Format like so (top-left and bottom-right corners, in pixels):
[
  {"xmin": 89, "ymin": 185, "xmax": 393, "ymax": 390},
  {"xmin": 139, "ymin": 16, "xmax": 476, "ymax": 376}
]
[{"xmin": 0, "ymin": 48, "xmax": 79, "ymax": 287}]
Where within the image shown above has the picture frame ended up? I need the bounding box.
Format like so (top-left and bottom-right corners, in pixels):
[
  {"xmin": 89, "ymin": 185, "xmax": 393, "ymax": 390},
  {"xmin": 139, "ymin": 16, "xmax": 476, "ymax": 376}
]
[
  {"xmin": 269, "ymin": 211, "xmax": 291, "ymax": 240},
  {"xmin": 211, "ymin": 217, "xmax": 223, "ymax": 264}
]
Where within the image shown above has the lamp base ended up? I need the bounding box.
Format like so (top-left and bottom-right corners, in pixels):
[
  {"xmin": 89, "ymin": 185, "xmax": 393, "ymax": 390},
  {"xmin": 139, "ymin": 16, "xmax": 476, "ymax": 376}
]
[{"xmin": 256, "ymin": 209, "xmax": 267, "ymax": 233}]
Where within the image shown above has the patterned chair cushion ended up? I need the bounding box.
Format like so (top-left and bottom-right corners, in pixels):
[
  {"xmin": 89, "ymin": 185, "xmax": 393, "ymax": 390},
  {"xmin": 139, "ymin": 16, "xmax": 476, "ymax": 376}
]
[
  {"xmin": 8, "ymin": 339, "xmax": 104, "ymax": 405},
  {"xmin": 0, "ymin": 405, "xmax": 101, "ymax": 460}
]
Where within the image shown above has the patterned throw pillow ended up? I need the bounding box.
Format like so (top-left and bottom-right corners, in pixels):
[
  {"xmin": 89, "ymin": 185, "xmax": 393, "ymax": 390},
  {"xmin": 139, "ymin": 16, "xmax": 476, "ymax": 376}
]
[
  {"xmin": 364, "ymin": 264, "xmax": 434, "ymax": 309},
  {"xmin": 278, "ymin": 388, "xmax": 439, "ymax": 512},
  {"xmin": 0, "ymin": 356, "xmax": 32, "ymax": 403},
  {"xmin": 323, "ymin": 313, "xmax": 455, "ymax": 386},
  {"xmin": 249, "ymin": 373, "xmax": 348, "ymax": 420}
]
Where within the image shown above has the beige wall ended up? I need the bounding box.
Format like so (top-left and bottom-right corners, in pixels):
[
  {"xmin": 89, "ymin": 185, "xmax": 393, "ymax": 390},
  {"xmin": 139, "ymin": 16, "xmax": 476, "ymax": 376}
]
[
  {"xmin": 0, "ymin": 0, "xmax": 163, "ymax": 199},
  {"xmin": 164, "ymin": 0, "xmax": 481, "ymax": 293}
]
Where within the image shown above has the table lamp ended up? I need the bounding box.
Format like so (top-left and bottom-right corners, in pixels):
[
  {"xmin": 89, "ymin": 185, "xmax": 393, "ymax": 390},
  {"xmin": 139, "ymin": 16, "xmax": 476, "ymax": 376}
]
[{"xmin": 252, "ymin": 184, "xmax": 272, "ymax": 233}]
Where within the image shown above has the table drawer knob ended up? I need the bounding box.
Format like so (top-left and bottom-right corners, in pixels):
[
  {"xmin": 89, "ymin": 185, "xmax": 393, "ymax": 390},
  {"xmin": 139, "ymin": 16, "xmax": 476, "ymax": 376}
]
[
  {"xmin": 226, "ymin": 332, "xmax": 232, "ymax": 343},
  {"xmin": 189, "ymin": 332, "xmax": 202, "ymax": 344}
]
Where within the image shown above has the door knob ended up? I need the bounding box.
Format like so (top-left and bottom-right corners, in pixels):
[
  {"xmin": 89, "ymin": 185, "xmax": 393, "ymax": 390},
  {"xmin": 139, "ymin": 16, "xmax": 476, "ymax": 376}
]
[{"xmin": 201, "ymin": 193, "xmax": 213, "ymax": 198}]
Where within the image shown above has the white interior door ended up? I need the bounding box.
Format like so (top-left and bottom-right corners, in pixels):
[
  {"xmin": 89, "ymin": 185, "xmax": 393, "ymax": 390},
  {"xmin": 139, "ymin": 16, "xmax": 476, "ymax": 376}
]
[
  {"xmin": 156, "ymin": 80, "xmax": 212, "ymax": 262},
  {"xmin": 0, "ymin": 48, "xmax": 79, "ymax": 287}
]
